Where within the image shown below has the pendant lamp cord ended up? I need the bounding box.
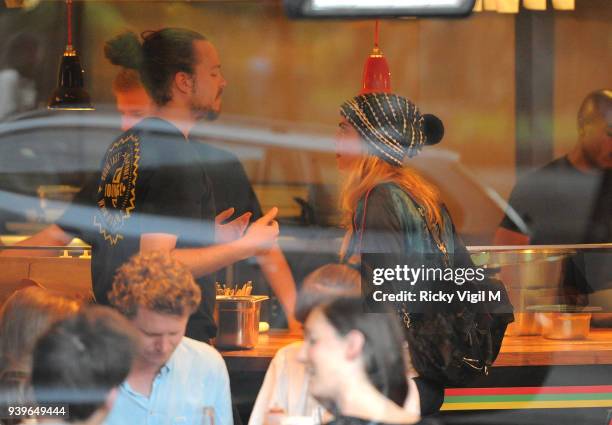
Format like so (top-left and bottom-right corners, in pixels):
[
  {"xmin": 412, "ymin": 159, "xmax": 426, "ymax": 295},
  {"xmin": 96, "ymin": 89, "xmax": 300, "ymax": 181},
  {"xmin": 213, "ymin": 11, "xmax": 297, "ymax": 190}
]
[
  {"xmin": 374, "ymin": 19, "xmax": 379, "ymax": 48},
  {"xmin": 67, "ymin": 0, "xmax": 73, "ymax": 48}
]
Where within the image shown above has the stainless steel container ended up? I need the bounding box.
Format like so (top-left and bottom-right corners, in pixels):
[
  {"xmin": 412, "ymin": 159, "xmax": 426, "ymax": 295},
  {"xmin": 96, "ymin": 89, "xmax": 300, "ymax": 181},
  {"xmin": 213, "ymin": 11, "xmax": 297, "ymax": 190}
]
[
  {"xmin": 470, "ymin": 247, "xmax": 574, "ymax": 336},
  {"xmin": 472, "ymin": 248, "xmax": 573, "ymax": 290},
  {"xmin": 213, "ymin": 295, "xmax": 268, "ymax": 349},
  {"xmin": 528, "ymin": 305, "xmax": 600, "ymax": 340},
  {"xmin": 505, "ymin": 287, "xmax": 561, "ymax": 335},
  {"xmin": 537, "ymin": 312, "xmax": 592, "ymax": 340}
]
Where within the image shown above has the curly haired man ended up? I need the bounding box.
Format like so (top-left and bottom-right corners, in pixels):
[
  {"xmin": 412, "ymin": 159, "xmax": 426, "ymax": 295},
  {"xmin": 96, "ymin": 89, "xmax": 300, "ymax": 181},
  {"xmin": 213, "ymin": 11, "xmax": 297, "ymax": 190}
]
[{"xmin": 105, "ymin": 251, "xmax": 232, "ymax": 425}]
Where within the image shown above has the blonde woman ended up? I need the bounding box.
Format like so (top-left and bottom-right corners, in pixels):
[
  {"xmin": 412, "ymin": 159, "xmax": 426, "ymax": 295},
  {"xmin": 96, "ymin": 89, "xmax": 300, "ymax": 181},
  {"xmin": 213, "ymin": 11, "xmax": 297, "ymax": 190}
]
[
  {"xmin": 336, "ymin": 92, "xmax": 448, "ymax": 269},
  {"xmin": 335, "ymin": 93, "xmax": 451, "ymax": 413}
]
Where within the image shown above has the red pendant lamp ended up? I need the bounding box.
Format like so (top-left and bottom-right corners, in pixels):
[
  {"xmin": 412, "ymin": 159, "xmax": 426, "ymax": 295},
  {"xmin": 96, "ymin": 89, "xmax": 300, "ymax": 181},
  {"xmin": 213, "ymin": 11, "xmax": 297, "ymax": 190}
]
[{"xmin": 360, "ymin": 20, "xmax": 391, "ymax": 94}]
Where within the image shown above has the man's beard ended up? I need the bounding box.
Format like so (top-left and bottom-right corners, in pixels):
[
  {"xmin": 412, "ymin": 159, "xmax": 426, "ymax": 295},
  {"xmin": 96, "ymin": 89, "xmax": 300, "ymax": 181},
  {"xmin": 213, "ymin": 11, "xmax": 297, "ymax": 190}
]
[
  {"xmin": 205, "ymin": 109, "xmax": 220, "ymax": 121},
  {"xmin": 190, "ymin": 85, "xmax": 222, "ymax": 121},
  {"xmin": 190, "ymin": 99, "xmax": 220, "ymax": 121}
]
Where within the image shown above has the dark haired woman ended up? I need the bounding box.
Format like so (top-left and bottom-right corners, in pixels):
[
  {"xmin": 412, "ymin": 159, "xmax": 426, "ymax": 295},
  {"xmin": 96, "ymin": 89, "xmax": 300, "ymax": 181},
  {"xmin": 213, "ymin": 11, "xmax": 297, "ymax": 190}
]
[
  {"xmin": 249, "ymin": 264, "xmax": 363, "ymax": 425},
  {"xmin": 0, "ymin": 287, "xmax": 80, "ymax": 425},
  {"xmin": 299, "ymin": 297, "xmax": 440, "ymax": 425}
]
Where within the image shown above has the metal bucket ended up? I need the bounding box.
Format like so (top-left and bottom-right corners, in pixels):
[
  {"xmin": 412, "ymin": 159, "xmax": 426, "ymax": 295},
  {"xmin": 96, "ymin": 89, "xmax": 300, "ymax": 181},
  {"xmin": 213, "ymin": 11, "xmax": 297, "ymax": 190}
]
[
  {"xmin": 471, "ymin": 247, "xmax": 574, "ymax": 336},
  {"xmin": 470, "ymin": 245, "xmax": 612, "ymax": 335},
  {"xmin": 472, "ymin": 248, "xmax": 572, "ymax": 289},
  {"xmin": 213, "ymin": 295, "xmax": 268, "ymax": 349}
]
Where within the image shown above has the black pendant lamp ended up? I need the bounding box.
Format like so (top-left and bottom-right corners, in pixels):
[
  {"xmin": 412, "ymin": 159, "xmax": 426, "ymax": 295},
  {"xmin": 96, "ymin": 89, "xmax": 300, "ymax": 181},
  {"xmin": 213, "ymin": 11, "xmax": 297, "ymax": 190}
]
[{"xmin": 48, "ymin": 0, "xmax": 94, "ymax": 110}]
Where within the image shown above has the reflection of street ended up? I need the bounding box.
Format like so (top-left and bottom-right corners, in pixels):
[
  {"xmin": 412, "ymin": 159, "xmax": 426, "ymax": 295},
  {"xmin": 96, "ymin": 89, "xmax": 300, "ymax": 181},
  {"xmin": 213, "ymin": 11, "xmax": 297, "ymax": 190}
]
[{"xmin": 0, "ymin": 110, "xmax": 523, "ymax": 246}]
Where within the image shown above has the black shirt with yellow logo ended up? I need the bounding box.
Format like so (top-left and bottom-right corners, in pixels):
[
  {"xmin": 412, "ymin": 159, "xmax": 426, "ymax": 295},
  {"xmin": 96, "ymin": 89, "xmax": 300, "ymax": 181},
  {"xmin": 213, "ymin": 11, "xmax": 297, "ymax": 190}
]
[{"xmin": 68, "ymin": 117, "xmax": 217, "ymax": 340}]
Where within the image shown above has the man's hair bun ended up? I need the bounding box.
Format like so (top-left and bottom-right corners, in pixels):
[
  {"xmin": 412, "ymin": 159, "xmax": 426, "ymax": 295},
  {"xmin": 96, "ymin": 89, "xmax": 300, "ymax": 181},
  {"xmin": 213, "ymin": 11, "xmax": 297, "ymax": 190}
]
[
  {"xmin": 104, "ymin": 31, "xmax": 143, "ymax": 70},
  {"xmin": 423, "ymin": 114, "xmax": 444, "ymax": 146}
]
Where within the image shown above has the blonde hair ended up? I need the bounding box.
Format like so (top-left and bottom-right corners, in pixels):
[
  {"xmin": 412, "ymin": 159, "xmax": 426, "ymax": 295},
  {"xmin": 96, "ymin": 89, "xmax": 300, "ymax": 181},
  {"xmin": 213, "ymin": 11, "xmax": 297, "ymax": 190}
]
[
  {"xmin": 339, "ymin": 155, "xmax": 444, "ymax": 259},
  {"xmin": 109, "ymin": 251, "xmax": 201, "ymax": 318},
  {"xmin": 0, "ymin": 287, "xmax": 80, "ymax": 374}
]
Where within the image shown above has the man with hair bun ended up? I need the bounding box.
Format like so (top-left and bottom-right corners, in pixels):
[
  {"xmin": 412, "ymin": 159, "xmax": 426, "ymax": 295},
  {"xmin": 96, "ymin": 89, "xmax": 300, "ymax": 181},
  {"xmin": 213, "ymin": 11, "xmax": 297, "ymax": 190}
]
[
  {"xmin": 104, "ymin": 31, "xmax": 299, "ymax": 330},
  {"xmin": 105, "ymin": 251, "xmax": 232, "ymax": 425},
  {"xmin": 86, "ymin": 27, "xmax": 284, "ymax": 342},
  {"xmin": 5, "ymin": 28, "xmax": 284, "ymax": 341}
]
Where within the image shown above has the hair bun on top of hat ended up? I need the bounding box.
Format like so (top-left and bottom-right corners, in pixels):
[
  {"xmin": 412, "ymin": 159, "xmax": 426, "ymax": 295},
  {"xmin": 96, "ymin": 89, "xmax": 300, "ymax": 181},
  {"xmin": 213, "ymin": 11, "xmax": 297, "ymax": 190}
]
[
  {"xmin": 423, "ymin": 114, "xmax": 444, "ymax": 146},
  {"xmin": 104, "ymin": 31, "xmax": 143, "ymax": 70}
]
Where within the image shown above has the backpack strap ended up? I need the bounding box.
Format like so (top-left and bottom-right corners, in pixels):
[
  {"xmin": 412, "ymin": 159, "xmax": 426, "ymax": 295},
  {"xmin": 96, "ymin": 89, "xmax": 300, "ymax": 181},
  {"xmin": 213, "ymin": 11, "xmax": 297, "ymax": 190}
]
[{"xmin": 353, "ymin": 186, "xmax": 376, "ymax": 256}]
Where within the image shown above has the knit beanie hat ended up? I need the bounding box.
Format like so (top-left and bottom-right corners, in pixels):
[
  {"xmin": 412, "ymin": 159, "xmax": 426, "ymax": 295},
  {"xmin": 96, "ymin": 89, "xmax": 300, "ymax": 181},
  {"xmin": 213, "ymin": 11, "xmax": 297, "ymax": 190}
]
[{"xmin": 340, "ymin": 92, "xmax": 443, "ymax": 166}]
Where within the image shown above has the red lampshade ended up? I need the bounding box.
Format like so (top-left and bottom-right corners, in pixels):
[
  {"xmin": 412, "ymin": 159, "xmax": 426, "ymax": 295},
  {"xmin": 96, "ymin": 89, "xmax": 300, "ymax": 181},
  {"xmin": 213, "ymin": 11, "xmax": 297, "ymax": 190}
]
[
  {"xmin": 360, "ymin": 46, "xmax": 391, "ymax": 94},
  {"xmin": 360, "ymin": 20, "xmax": 391, "ymax": 94}
]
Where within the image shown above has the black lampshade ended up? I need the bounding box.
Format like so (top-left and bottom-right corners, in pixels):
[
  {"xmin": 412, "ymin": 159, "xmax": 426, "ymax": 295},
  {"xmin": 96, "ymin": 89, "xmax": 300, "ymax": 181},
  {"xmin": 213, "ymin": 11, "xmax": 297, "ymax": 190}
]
[{"xmin": 48, "ymin": 47, "xmax": 94, "ymax": 110}]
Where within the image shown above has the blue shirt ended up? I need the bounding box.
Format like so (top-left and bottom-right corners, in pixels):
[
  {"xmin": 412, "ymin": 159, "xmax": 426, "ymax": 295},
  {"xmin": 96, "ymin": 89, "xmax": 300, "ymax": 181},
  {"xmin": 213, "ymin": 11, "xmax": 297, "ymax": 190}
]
[{"xmin": 104, "ymin": 337, "xmax": 233, "ymax": 425}]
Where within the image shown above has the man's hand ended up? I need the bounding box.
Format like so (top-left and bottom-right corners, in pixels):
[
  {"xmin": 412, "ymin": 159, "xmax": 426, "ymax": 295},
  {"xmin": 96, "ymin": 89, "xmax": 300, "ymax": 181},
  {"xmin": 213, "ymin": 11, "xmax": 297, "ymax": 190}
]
[
  {"xmin": 215, "ymin": 207, "xmax": 252, "ymax": 244},
  {"xmin": 240, "ymin": 207, "xmax": 279, "ymax": 256}
]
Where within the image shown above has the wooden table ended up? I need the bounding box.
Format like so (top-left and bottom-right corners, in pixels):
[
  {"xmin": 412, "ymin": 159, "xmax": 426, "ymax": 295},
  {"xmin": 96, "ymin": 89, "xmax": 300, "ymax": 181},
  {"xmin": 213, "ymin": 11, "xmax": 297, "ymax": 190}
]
[
  {"xmin": 221, "ymin": 329, "xmax": 612, "ymax": 372},
  {"xmin": 221, "ymin": 330, "xmax": 303, "ymax": 372}
]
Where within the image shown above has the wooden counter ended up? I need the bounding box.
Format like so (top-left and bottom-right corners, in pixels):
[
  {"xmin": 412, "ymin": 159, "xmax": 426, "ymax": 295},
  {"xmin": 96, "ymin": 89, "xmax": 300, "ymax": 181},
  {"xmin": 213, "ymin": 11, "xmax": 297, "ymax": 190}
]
[
  {"xmin": 0, "ymin": 256, "xmax": 91, "ymax": 303},
  {"xmin": 220, "ymin": 329, "xmax": 612, "ymax": 372},
  {"xmin": 221, "ymin": 330, "xmax": 303, "ymax": 372},
  {"xmin": 495, "ymin": 329, "xmax": 612, "ymax": 367},
  {"xmin": 223, "ymin": 330, "xmax": 612, "ymax": 422}
]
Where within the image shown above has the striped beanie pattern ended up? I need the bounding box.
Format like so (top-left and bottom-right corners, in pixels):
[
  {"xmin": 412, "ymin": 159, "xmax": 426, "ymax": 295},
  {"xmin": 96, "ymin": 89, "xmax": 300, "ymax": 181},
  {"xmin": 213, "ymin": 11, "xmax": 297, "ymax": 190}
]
[{"xmin": 340, "ymin": 92, "xmax": 427, "ymax": 166}]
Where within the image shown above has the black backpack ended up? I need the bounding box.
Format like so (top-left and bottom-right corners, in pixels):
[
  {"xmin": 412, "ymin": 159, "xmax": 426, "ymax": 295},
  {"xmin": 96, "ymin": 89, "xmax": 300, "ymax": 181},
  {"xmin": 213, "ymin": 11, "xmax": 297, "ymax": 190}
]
[
  {"xmin": 355, "ymin": 186, "xmax": 515, "ymax": 387},
  {"xmin": 403, "ymin": 229, "xmax": 515, "ymax": 386}
]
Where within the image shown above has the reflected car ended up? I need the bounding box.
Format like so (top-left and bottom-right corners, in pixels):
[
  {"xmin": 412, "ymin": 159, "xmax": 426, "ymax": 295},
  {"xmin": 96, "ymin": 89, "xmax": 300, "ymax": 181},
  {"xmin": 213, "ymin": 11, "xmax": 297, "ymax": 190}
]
[{"xmin": 0, "ymin": 108, "xmax": 522, "ymax": 248}]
